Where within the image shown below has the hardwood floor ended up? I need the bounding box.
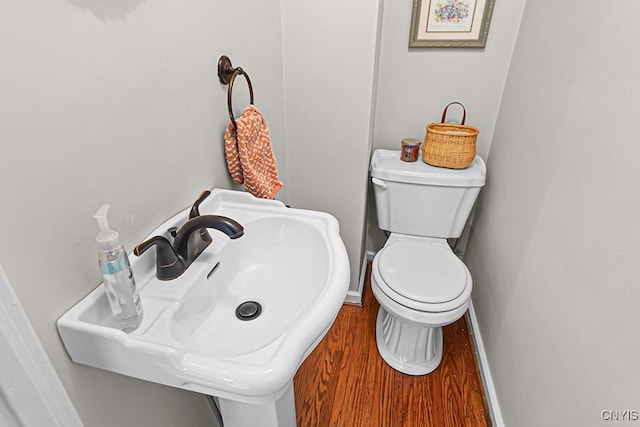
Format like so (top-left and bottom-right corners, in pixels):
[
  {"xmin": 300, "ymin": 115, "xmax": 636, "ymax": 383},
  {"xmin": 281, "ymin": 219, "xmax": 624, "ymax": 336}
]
[{"xmin": 294, "ymin": 262, "xmax": 490, "ymax": 427}]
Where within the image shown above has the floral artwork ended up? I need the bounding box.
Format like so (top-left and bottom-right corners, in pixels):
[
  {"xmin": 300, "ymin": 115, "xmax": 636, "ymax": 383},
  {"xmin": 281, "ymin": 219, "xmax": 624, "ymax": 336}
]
[
  {"xmin": 425, "ymin": 0, "xmax": 476, "ymax": 33},
  {"xmin": 433, "ymin": 1, "xmax": 470, "ymax": 24},
  {"xmin": 409, "ymin": 0, "xmax": 494, "ymax": 48}
]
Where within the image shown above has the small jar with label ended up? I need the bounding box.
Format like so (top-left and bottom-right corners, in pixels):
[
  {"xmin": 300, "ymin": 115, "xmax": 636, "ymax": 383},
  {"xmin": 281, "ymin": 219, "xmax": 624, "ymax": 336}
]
[{"xmin": 400, "ymin": 138, "xmax": 421, "ymax": 162}]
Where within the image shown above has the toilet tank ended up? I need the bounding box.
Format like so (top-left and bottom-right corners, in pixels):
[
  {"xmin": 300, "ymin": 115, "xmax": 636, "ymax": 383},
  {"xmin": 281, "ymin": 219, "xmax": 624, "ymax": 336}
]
[{"xmin": 370, "ymin": 149, "xmax": 486, "ymax": 238}]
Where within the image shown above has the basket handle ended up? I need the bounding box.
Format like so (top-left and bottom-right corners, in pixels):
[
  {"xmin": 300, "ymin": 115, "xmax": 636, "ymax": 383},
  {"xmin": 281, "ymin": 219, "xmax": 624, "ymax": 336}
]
[{"xmin": 441, "ymin": 101, "xmax": 466, "ymax": 125}]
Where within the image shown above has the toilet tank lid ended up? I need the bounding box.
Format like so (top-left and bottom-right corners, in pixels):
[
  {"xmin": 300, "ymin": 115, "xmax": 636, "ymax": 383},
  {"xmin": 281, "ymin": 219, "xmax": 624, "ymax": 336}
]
[{"xmin": 370, "ymin": 149, "xmax": 486, "ymax": 187}]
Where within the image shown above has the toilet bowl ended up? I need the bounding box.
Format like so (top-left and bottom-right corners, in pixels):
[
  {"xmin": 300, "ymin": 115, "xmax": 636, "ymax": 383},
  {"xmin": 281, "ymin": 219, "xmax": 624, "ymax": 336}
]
[
  {"xmin": 371, "ymin": 234, "xmax": 471, "ymax": 375},
  {"xmin": 369, "ymin": 149, "xmax": 485, "ymax": 375}
]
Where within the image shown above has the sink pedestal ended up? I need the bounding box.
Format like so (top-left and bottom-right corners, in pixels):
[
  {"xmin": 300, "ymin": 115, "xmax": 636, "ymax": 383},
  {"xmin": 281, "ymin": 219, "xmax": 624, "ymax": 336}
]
[{"xmin": 217, "ymin": 382, "xmax": 295, "ymax": 427}]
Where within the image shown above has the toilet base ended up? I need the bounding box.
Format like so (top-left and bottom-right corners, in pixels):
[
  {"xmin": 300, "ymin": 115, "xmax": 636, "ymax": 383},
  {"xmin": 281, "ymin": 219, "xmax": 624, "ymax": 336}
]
[{"xmin": 375, "ymin": 306, "xmax": 443, "ymax": 375}]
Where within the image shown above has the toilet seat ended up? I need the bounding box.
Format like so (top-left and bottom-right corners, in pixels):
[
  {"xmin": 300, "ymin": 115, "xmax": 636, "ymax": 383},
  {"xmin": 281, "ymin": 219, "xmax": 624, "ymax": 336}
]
[{"xmin": 373, "ymin": 239, "xmax": 471, "ymax": 313}]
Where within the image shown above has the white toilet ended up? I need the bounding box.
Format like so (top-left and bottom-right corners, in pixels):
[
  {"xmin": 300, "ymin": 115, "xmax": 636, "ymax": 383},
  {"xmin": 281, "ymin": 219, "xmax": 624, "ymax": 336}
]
[{"xmin": 370, "ymin": 149, "xmax": 486, "ymax": 375}]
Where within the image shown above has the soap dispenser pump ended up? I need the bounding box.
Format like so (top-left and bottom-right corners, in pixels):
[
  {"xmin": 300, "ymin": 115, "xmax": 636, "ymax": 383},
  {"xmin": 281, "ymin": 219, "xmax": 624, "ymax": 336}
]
[{"xmin": 94, "ymin": 204, "xmax": 143, "ymax": 332}]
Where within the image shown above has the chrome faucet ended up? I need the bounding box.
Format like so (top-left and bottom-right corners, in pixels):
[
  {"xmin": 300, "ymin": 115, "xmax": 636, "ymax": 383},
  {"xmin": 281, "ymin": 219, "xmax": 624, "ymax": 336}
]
[{"xmin": 134, "ymin": 191, "xmax": 244, "ymax": 280}]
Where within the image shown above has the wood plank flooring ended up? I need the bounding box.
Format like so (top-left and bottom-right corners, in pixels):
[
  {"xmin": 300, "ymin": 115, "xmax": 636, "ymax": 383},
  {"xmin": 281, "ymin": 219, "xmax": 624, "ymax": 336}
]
[{"xmin": 293, "ymin": 262, "xmax": 490, "ymax": 427}]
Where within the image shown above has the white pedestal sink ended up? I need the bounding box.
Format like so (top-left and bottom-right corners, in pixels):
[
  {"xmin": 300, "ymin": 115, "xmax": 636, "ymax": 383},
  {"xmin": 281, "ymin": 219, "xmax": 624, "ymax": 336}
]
[{"xmin": 57, "ymin": 189, "xmax": 350, "ymax": 427}]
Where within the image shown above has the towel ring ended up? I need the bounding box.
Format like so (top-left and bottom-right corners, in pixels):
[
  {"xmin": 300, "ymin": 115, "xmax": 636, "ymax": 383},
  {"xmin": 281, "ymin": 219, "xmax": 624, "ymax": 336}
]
[{"xmin": 218, "ymin": 55, "xmax": 254, "ymax": 129}]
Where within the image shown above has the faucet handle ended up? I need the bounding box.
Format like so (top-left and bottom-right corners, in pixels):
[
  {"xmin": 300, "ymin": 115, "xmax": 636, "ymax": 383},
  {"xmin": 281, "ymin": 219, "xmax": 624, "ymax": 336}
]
[
  {"xmin": 189, "ymin": 190, "xmax": 212, "ymax": 219},
  {"xmin": 188, "ymin": 190, "xmax": 214, "ymax": 250},
  {"xmin": 134, "ymin": 236, "xmax": 185, "ymax": 281}
]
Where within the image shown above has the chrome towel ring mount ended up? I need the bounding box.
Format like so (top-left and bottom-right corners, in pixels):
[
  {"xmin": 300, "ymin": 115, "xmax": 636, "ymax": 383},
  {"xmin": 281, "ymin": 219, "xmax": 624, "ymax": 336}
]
[{"xmin": 217, "ymin": 55, "xmax": 254, "ymax": 129}]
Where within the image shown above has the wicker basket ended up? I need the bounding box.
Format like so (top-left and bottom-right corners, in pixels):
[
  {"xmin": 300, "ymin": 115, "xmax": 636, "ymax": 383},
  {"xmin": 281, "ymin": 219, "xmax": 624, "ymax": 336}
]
[{"xmin": 422, "ymin": 102, "xmax": 479, "ymax": 169}]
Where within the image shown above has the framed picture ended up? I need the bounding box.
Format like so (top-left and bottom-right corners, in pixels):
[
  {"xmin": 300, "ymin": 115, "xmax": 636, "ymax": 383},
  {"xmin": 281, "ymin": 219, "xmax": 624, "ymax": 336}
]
[{"xmin": 409, "ymin": 0, "xmax": 495, "ymax": 48}]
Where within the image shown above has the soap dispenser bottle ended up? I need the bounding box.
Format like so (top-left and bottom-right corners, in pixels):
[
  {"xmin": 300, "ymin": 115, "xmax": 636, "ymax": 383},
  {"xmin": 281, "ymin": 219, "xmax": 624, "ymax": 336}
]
[{"xmin": 94, "ymin": 204, "xmax": 143, "ymax": 332}]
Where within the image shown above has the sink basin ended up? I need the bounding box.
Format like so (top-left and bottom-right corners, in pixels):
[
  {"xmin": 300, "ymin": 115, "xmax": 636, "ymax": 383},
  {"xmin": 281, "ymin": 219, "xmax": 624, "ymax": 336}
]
[
  {"xmin": 58, "ymin": 189, "xmax": 350, "ymax": 424},
  {"xmin": 170, "ymin": 216, "xmax": 331, "ymax": 358}
]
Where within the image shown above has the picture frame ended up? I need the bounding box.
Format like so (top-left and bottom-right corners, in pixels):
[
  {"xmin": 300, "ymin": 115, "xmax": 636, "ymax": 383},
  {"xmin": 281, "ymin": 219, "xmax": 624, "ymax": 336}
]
[{"xmin": 409, "ymin": 0, "xmax": 495, "ymax": 48}]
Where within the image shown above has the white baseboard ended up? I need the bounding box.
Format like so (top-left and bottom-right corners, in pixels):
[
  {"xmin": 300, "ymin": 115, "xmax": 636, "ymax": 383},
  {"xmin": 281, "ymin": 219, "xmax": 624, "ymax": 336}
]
[
  {"xmin": 467, "ymin": 301, "xmax": 505, "ymax": 427},
  {"xmin": 344, "ymin": 250, "xmax": 376, "ymax": 306}
]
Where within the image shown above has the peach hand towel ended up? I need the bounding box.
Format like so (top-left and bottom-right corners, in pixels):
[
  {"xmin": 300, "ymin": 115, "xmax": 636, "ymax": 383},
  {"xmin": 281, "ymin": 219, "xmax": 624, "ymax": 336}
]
[{"xmin": 224, "ymin": 105, "xmax": 283, "ymax": 199}]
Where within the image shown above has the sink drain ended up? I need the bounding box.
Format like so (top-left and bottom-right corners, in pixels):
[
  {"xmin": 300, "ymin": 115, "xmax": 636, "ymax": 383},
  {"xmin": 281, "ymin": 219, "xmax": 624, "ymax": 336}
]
[{"xmin": 235, "ymin": 301, "xmax": 262, "ymax": 321}]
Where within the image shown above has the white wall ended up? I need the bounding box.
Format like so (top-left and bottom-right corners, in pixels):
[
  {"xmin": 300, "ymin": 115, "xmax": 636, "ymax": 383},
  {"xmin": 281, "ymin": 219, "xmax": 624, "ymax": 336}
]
[
  {"xmin": 281, "ymin": 0, "xmax": 381, "ymax": 291},
  {"xmin": 465, "ymin": 1, "xmax": 640, "ymax": 425},
  {"xmin": 0, "ymin": 0, "xmax": 285, "ymax": 425},
  {"xmin": 366, "ymin": 0, "xmax": 526, "ymax": 251}
]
